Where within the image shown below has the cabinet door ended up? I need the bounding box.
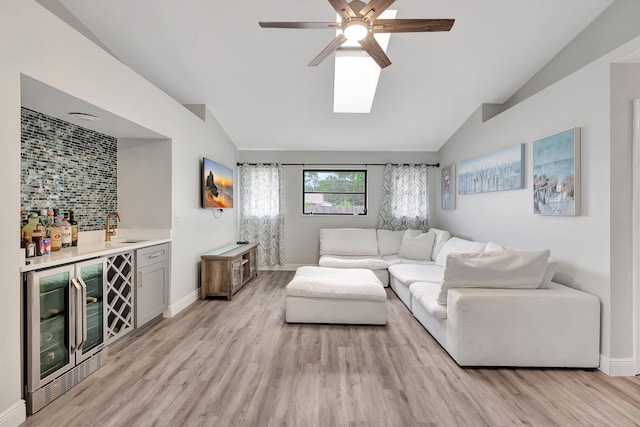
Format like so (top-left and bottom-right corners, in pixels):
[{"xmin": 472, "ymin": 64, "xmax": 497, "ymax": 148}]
[
  {"xmin": 75, "ymin": 258, "xmax": 107, "ymax": 362},
  {"xmin": 136, "ymin": 261, "xmax": 167, "ymax": 328}
]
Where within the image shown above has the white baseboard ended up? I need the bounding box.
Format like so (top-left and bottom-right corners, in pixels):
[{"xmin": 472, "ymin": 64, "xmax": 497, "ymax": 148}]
[
  {"xmin": 599, "ymin": 354, "xmax": 638, "ymax": 376},
  {"xmin": 164, "ymin": 289, "xmax": 199, "ymax": 318},
  {"xmin": 0, "ymin": 400, "xmax": 26, "ymax": 427},
  {"xmin": 259, "ymin": 264, "xmax": 315, "ymax": 272}
]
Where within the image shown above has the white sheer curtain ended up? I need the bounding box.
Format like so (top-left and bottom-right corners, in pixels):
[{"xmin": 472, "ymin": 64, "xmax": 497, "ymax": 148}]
[
  {"xmin": 239, "ymin": 163, "xmax": 285, "ymax": 266},
  {"xmin": 377, "ymin": 164, "xmax": 429, "ymax": 231}
]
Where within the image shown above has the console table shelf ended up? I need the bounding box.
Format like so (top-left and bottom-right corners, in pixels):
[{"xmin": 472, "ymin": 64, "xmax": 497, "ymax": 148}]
[{"xmin": 200, "ymin": 242, "xmax": 258, "ymax": 300}]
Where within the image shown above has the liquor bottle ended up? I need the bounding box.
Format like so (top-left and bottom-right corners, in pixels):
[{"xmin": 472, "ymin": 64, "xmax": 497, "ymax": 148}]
[
  {"xmin": 69, "ymin": 209, "xmax": 78, "ymax": 247},
  {"xmin": 60, "ymin": 217, "xmax": 72, "ymax": 248},
  {"xmin": 21, "ymin": 231, "xmax": 30, "ymax": 249},
  {"xmin": 50, "ymin": 209, "xmax": 62, "ymax": 252},
  {"xmin": 45, "ymin": 209, "xmax": 54, "ymax": 238},
  {"xmin": 22, "ymin": 212, "xmax": 40, "ymax": 236},
  {"xmin": 39, "ymin": 210, "xmax": 48, "ymax": 229},
  {"xmin": 32, "ymin": 227, "xmax": 43, "ymax": 256}
]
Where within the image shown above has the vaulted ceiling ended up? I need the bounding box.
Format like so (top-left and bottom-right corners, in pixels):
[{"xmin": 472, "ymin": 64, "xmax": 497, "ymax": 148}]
[{"xmin": 43, "ymin": 0, "xmax": 612, "ymax": 151}]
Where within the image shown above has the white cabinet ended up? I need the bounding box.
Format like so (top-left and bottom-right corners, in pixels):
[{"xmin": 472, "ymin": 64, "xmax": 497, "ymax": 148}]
[{"xmin": 135, "ymin": 243, "xmax": 170, "ymax": 328}]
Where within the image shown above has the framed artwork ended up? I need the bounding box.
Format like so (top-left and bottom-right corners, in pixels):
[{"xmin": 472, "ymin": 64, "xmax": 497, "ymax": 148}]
[
  {"xmin": 441, "ymin": 164, "xmax": 455, "ymax": 209},
  {"xmin": 533, "ymin": 128, "xmax": 581, "ymax": 216},
  {"xmin": 458, "ymin": 144, "xmax": 525, "ymax": 195},
  {"xmin": 202, "ymin": 157, "xmax": 234, "ymax": 209}
]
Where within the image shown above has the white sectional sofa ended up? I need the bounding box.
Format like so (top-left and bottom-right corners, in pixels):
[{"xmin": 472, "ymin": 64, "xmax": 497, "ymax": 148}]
[
  {"xmin": 317, "ymin": 228, "xmax": 601, "ymax": 368},
  {"xmin": 318, "ymin": 227, "xmax": 450, "ymax": 286}
]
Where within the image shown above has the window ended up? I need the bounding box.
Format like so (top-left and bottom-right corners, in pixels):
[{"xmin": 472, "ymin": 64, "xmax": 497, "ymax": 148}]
[{"xmin": 303, "ymin": 170, "xmax": 367, "ymax": 215}]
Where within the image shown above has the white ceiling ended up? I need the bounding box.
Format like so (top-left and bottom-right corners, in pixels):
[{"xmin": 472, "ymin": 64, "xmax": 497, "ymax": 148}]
[{"xmin": 47, "ymin": 0, "xmax": 612, "ymax": 151}]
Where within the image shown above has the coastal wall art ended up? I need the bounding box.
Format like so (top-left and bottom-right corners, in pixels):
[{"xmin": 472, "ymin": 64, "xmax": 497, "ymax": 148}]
[
  {"xmin": 441, "ymin": 164, "xmax": 455, "ymax": 209},
  {"xmin": 458, "ymin": 144, "xmax": 525, "ymax": 195},
  {"xmin": 533, "ymin": 128, "xmax": 581, "ymax": 216}
]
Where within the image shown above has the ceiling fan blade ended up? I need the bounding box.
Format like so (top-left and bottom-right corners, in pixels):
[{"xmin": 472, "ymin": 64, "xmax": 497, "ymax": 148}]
[
  {"xmin": 328, "ymin": 0, "xmax": 357, "ymax": 19},
  {"xmin": 358, "ymin": 34, "xmax": 391, "ymax": 69},
  {"xmin": 259, "ymin": 21, "xmax": 339, "ymax": 29},
  {"xmin": 372, "ymin": 18, "xmax": 455, "ymax": 33},
  {"xmin": 358, "ymin": 0, "xmax": 396, "ymax": 20},
  {"xmin": 309, "ymin": 34, "xmax": 348, "ymax": 66}
]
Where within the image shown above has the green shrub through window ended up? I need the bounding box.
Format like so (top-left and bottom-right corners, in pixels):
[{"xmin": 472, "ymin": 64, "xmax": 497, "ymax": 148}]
[{"xmin": 303, "ymin": 170, "xmax": 367, "ymax": 215}]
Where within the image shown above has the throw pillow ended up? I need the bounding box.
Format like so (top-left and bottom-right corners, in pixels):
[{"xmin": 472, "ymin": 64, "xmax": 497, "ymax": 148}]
[
  {"xmin": 436, "ymin": 250, "xmax": 551, "ymax": 305},
  {"xmin": 428, "ymin": 228, "xmax": 451, "ymax": 261},
  {"xmin": 435, "ymin": 237, "xmax": 487, "ymax": 267},
  {"xmin": 377, "ymin": 229, "xmax": 420, "ymax": 256},
  {"xmin": 484, "ymin": 241, "xmax": 508, "ymax": 252},
  {"xmin": 539, "ymin": 258, "xmax": 558, "ymax": 288},
  {"xmin": 398, "ymin": 231, "xmax": 436, "ymax": 261}
]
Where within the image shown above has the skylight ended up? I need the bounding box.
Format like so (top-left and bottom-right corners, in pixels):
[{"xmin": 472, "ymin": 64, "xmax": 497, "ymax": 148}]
[{"xmin": 334, "ymin": 10, "xmax": 397, "ymax": 114}]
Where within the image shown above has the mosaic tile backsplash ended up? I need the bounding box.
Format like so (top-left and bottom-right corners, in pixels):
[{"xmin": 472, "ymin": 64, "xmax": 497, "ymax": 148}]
[{"xmin": 21, "ymin": 108, "xmax": 117, "ymax": 231}]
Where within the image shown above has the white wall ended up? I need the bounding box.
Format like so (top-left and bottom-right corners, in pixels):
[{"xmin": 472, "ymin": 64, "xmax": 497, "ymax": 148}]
[
  {"xmin": 0, "ymin": 2, "xmax": 238, "ymax": 423},
  {"xmin": 438, "ymin": 37, "xmax": 640, "ymax": 363},
  {"xmin": 118, "ymin": 139, "xmax": 172, "ymax": 231},
  {"xmin": 238, "ymin": 151, "xmax": 438, "ymax": 267}
]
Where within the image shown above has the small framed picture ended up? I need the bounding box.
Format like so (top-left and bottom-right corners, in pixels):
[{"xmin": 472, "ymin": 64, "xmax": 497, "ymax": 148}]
[{"xmin": 441, "ymin": 164, "xmax": 455, "ymax": 210}]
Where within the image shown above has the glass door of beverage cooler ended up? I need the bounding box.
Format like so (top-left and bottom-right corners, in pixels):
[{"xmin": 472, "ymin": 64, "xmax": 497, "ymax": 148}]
[
  {"xmin": 75, "ymin": 258, "xmax": 107, "ymax": 363},
  {"xmin": 26, "ymin": 264, "xmax": 76, "ymax": 393}
]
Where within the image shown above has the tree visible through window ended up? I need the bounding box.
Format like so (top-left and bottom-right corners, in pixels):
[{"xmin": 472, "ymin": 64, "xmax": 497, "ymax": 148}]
[{"xmin": 303, "ymin": 170, "xmax": 367, "ymax": 215}]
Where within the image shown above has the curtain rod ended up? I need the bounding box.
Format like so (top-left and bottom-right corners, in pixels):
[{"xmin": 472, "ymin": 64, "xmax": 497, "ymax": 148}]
[{"xmin": 237, "ymin": 162, "xmax": 440, "ymax": 167}]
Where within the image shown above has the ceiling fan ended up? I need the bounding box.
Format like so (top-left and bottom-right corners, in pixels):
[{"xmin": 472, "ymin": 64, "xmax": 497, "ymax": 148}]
[{"xmin": 259, "ymin": 0, "xmax": 454, "ymax": 69}]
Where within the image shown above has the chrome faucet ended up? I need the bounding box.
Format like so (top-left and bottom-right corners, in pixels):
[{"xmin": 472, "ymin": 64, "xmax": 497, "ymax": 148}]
[{"xmin": 105, "ymin": 211, "xmax": 122, "ymax": 242}]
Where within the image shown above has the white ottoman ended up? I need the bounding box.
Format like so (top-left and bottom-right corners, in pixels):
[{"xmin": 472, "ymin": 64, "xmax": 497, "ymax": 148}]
[{"xmin": 285, "ymin": 266, "xmax": 387, "ymax": 325}]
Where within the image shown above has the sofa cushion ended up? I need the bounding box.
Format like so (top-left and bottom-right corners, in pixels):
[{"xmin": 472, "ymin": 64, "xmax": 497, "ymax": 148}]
[
  {"xmin": 428, "ymin": 228, "xmax": 451, "ymax": 261},
  {"xmin": 377, "ymin": 229, "xmax": 420, "ymax": 256},
  {"xmin": 398, "ymin": 231, "xmax": 436, "ymax": 261},
  {"xmin": 319, "ymin": 255, "xmax": 388, "ymax": 270},
  {"xmin": 539, "ymin": 259, "xmax": 559, "ymax": 288},
  {"xmin": 484, "ymin": 242, "xmax": 558, "ymax": 288},
  {"xmin": 388, "ymin": 263, "xmax": 443, "ymax": 286},
  {"xmin": 437, "ymin": 250, "xmax": 551, "ymax": 305},
  {"xmin": 484, "ymin": 241, "xmax": 507, "ymax": 252},
  {"xmin": 435, "ymin": 237, "xmax": 487, "ymax": 267},
  {"xmin": 382, "ymin": 255, "xmax": 434, "ymax": 266},
  {"xmin": 409, "ymin": 282, "xmax": 447, "ymax": 320},
  {"xmin": 319, "ymin": 228, "xmax": 379, "ymax": 256},
  {"xmin": 286, "ymin": 267, "xmax": 387, "ymax": 301}
]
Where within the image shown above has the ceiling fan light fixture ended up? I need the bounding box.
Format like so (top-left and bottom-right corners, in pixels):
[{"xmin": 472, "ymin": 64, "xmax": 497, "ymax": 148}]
[{"xmin": 343, "ymin": 20, "xmax": 368, "ymax": 41}]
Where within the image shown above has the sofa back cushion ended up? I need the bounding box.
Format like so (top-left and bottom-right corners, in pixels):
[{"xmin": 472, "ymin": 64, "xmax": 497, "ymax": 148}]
[
  {"xmin": 398, "ymin": 231, "xmax": 436, "ymax": 261},
  {"xmin": 377, "ymin": 229, "xmax": 420, "ymax": 256},
  {"xmin": 428, "ymin": 228, "xmax": 451, "ymax": 261},
  {"xmin": 484, "ymin": 241, "xmax": 558, "ymax": 287},
  {"xmin": 539, "ymin": 259, "xmax": 559, "ymax": 288},
  {"xmin": 435, "ymin": 237, "xmax": 487, "ymax": 267},
  {"xmin": 437, "ymin": 250, "xmax": 551, "ymax": 305},
  {"xmin": 319, "ymin": 228, "xmax": 379, "ymax": 256}
]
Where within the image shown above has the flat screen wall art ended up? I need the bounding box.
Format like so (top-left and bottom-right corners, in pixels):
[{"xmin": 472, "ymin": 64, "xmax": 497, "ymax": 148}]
[
  {"xmin": 458, "ymin": 144, "xmax": 525, "ymax": 195},
  {"xmin": 533, "ymin": 128, "xmax": 581, "ymax": 216},
  {"xmin": 441, "ymin": 165, "xmax": 455, "ymax": 209}
]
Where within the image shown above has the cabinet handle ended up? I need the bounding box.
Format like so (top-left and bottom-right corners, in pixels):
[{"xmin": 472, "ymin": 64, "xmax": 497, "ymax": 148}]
[
  {"xmin": 148, "ymin": 251, "xmax": 163, "ymax": 259},
  {"xmin": 139, "ymin": 271, "xmax": 143, "ymax": 288}
]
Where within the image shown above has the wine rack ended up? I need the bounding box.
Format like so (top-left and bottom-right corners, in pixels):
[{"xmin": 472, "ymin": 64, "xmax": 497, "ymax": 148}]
[{"xmin": 105, "ymin": 251, "xmax": 134, "ymax": 344}]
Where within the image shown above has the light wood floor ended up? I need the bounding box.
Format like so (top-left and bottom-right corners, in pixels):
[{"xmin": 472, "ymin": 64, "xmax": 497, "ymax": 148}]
[{"xmin": 21, "ymin": 271, "xmax": 640, "ymax": 427}]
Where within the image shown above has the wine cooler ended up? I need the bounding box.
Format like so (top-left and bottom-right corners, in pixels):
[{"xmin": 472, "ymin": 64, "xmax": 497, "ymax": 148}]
[{"xmin": 25, "ymin": 258, "xmax": 109, "ymax": 414}]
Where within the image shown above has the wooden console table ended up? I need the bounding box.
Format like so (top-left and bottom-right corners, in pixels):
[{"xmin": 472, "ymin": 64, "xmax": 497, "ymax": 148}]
[{"xmin": 200, "ymin": 242, "xmax": 259, "ymax": 300}]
